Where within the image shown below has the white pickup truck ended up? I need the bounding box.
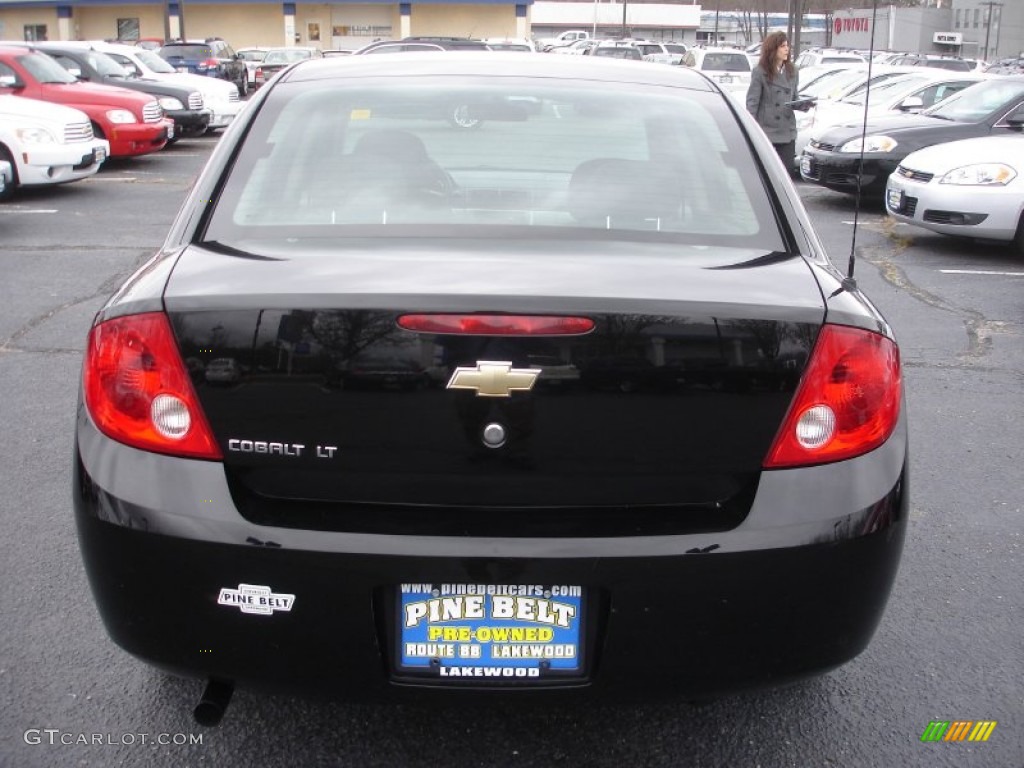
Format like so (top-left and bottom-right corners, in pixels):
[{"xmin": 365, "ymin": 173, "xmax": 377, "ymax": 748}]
[{"xmin": 536, "ymin": 30, "xmax": 591, "ymax": 52}]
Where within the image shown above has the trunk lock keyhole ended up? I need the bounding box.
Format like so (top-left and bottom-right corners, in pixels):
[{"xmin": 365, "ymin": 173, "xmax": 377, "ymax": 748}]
[{"xmin": 481, "ymin": 423, "xmax": 507, "ymax": 449}]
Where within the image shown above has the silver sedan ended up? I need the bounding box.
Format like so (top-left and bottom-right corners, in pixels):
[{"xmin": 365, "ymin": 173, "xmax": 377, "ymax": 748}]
[{"xmin": 885, "ymin": 133, "xmax": 1024, "ymax": 253}]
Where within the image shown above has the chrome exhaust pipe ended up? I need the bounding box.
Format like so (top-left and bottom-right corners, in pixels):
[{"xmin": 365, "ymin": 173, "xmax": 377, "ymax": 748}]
[{"xmin": 193, "ymin": 679, "xmax": 234, "ymax": 726}]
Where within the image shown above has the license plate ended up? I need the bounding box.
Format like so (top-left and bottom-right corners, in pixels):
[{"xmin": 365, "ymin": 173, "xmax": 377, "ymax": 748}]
[
  {"xmin": 886, "ymin": 188, "xmax": 904, "ymax": 212},
  {"xmin": 800, "ymin": 156, "xmax": 812, "ymax": 176},
  {"xmin": 397, "ymin": 584, "xmax": 584, "ymax": 680},
  {"xmin": 176, "ymin": 67, "xmax": 188, "ymax": 73},
  {"xmin": 718, "ymin": 75, "xmax": 734, "ymax": 83}
]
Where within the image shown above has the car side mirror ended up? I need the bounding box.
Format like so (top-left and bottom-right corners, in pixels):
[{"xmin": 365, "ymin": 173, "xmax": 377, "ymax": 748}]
[
  {"xmin": 0, "ymin": 74, "xmax": 22, "ymax": 88},
  {"xmin": 67, "ymin": 66, "xmax": 84, "ymax": 79},
  {"xmin": 897, "ymin": 96, "xmax": 924, "ymax": 112}
]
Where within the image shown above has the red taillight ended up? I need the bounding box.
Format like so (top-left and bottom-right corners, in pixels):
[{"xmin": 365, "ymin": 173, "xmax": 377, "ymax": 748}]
[
  {"xmin": 83, "ymin": 312, "xmax": 222, "ymax": 460},
  {"xmin": 763, "ymin": 324, "xmax": 901, "ymax": 468},
  {"xmin": 255, "ymin": 66, "xmax": 263, "ymax": 78},
  {"xmin": 200, "ymin": 58, "xmax": 220, "ymax": 70},
  {"xmin": 397, "ymin": 314, "xmax": 595, "ymax": 336}
]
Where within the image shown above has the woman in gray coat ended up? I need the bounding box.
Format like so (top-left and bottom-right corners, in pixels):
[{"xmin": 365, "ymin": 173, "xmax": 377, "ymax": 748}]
[{"xmin": 746, "ymin": 31, "xmax": 806, "ymax": 172}]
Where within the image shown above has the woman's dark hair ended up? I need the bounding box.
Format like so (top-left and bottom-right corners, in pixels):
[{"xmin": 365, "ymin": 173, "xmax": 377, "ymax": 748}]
[{"xmin": 758, "ymin": 31, "xmax": 795, "ymax": 82}]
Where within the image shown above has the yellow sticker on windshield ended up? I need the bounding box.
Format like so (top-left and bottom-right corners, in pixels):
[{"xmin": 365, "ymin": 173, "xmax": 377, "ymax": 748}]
[{"xmin": 350, "ymin": 108, "xmax": 372, "ymax": 120}]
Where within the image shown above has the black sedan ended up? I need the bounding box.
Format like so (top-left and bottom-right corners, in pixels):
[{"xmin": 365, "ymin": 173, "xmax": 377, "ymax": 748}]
[
  {"xmin": 29, "ymin": 41, "xmax": 210, "ymax": 139},
  {"xmin": 74, "ymin": 53, "xmax": 908, "ymax": 724},
  {"xmin": 801, "ymin": 75, "xmax": 1024, "ymax": 199}
]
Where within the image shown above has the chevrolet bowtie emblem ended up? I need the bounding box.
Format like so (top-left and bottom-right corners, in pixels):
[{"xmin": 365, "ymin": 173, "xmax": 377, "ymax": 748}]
[{"xmin": 446, "ymin": 361, "xmax": 539, "ymax": 398}]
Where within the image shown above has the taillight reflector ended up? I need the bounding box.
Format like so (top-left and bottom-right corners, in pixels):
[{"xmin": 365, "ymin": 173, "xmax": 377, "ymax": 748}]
[
  {"xmin": 397, "ymin": 314, "xmax": 594, "ymax": 336},
  {"xmin": 82, "ymin": 312, "xmax": 222, "ymax": 460},
  {"xmin": 763, "ymin": 324, "xmax": 901, "ymax": 468}
]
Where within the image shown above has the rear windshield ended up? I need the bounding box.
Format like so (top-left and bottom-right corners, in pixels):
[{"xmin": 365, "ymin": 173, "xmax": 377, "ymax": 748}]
[
  {"xmin": 263, "ymin": 49, "xmax": 315, "ymax": 65},
  {"xmin": 593, "ymin": 48, "xmax": 642, "ymax": 59},
  {"xmin": 700, "ymin": 53, "xmax": 750, "ymax": 72},
  {"xmin": 160, "ymin": 45, "xmax": 211, "ymax": 59},
  {"xmin": 202, "ymin": 75, "xmax": 784, "ymax": 251},
  {"xmin": 237, "ymin": 49, "xmax": 268, "ymax": 62},
  {"xmin": 923, "ymin": 59, "xmax": 971, "ymax": 72}
]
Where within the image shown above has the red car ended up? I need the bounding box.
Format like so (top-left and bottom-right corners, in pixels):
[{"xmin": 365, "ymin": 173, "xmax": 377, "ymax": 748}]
[{"xmin": 0, "ymin": 45, "xmax": 172, "ymax": 157}]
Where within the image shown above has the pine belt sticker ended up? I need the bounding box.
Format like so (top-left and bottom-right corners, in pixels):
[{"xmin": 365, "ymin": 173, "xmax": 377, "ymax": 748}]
[{"xmin": 217, "ymin": 584, "xmax": 295, "ymax": 615}]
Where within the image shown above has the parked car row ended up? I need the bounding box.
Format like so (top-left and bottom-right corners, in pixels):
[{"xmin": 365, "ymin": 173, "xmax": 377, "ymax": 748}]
[
  {"xmin": 0, "ymin": 40, "xmax": 244, "ymax": 200},
  {"xmin": 109, "ymin": 36, "xmax": 251, "ymax": 96},
  {"xmin": 797, "ymin": 73, "xmax": 1024, "ymax": 254},
  {"xmin": 0, "ymin": 45, "xmax": 170, "ymax": 157},
  {"xmin": 98, "ymin": 42, "xmax": 242, "ymax": 131},
  {"xmin": 22, "ymin": 41, "xmax": 210, "ymax": 140},
  {"xmin": 794, "ymin": 66, "xmax": 989, "ymax": 168}
]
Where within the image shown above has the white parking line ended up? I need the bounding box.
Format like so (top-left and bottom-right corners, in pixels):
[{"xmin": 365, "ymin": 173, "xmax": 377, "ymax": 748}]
[
  {"xmin": 0, "ymin": 208, "xmax": 57, "ymax": 214},
  {"xmin": 940, "ymin": 270, "xmax": 1024, "ymax": 277}
]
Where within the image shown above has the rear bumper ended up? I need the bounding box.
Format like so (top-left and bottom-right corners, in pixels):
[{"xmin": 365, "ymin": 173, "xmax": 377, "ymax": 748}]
[{"xmin": 73, "ymin": 407, "xmax": 908, "ymax": 701}]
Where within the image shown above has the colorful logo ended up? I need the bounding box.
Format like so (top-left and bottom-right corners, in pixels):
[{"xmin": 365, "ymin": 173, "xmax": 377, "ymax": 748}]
[{"xmin": 921, "ymin": 721, "xmax": 997, "ymax": 742}]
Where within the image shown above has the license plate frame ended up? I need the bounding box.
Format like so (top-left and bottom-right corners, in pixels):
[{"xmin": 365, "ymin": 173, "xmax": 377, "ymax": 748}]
[{"xmin": 396, "ymin": 584, "xmax": 586, "ymax": 682}]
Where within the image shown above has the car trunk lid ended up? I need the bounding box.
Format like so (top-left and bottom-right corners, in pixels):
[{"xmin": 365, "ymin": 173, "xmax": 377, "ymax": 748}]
[{"xmin": 163, "ymin": 240, "xmax": 825, "ymax": 535}]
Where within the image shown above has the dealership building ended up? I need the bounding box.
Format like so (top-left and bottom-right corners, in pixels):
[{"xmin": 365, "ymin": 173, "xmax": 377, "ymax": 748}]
[
  {"xmin": 829, "ymin": 3, "xmax": 1023, "ymax": 63},
  {"xmin": 0, "ymin": 0, "xmax": 1021, "ymax": 62}
]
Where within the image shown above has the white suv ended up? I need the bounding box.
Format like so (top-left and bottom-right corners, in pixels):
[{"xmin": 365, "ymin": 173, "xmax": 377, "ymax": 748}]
[
  {"xmin": 680, "ymin": 47, "xmax": 754, "ymax": 93},
  {"xmin": 0, "ymin": 94, "xmax": 109, "ymax": 201},
  {"xmin": 636, "ymin": 41, "xmax": 687, "ymax": 65}
]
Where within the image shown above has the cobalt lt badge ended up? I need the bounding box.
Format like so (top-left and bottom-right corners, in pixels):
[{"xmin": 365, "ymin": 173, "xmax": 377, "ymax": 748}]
[{"xmin": 446, "ymin": 361, "xmax": 539, "ymax": 398}]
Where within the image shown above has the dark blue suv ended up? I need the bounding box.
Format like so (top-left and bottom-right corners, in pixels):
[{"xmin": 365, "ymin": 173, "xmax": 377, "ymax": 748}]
[{"xmin": 158, "ymin": 39, "xmax": 248, "ymax": 96}]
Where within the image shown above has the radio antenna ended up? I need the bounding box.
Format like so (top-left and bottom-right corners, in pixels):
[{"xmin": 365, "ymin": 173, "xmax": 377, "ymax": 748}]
[{"xmin": 845, "ymin": 0, "xmax": 881, "ymax": 288}]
